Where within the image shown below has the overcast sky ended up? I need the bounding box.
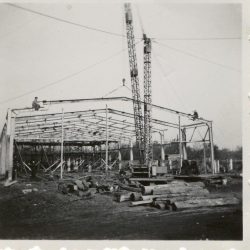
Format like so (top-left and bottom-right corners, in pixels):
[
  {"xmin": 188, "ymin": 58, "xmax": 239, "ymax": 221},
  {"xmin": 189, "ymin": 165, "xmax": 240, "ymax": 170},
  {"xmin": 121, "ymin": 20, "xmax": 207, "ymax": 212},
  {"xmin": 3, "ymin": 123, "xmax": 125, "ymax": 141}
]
[{"xmin": 0, "ymin": 2, "xmax": 242, "ymax": 149}]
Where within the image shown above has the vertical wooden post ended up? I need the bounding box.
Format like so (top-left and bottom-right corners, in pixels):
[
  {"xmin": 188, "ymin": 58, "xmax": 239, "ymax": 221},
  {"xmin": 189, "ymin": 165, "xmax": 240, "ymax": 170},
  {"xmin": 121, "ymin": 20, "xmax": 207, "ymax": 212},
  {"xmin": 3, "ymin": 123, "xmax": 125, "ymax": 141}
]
[
  {"xmin": 169, "ymin": 159, "xmax": 172, "ymax": 170},
  {"xmin": 60, "ymin": 108, "xmax": 64, "ymax": 179},
  {"xmin": 6, "ymin": 110, "xmax": 15, "ymax": 181},
  {"xmin": 178, "ymin": 116, "xmax": 182, "ymax": 168},
  {"xmin": 9, "ymin": 117, "xmax": 15, "ymax": 180},
  {"xmin": 229, "ymin": 158, "xmax": 233, "ymax": 171},
  {"xmin": 216, "ymin": 160, "xmax": 220, "ymax": 174},
  {"xmin": 160, "ymin": 132, "xmax": 165, "ymax": 166},
  {"xmin": 92, "ymin": 145, "xmax": 95, "ymax": 161},
  {"xmin": 118, "ymin": 141, "xmax": 122, "ymax": 170},
  {"xmin": 105, "ymin": 105, "xmax": 109, "ymax": 171},
  {"xmin": 203, "ymin": 142, "xmax": 207, "ymax": 174},
  {"xmin": 130, "ymin": 140, "xmax": 134, "ymax": 162},
  {"xmin": 182, "ymin": 128, "xmax": 187, "ymax": 160},
  {"xmin": 6, "ymin": 109, "xmax": 11, "ymax": 179},
  {"xmin": 99, "ymin": 145, "xmax": 102, "ymax": 160},
  {"xmin": 0, "ymin": 124, "xmax": 7, "ymax": 175},
  {"xmin": 67, "ymin": 157, "xmax": 71, "ymax": 172},
  {"xmin": 208, "ymin": 122, "xmax": 215, "ymax": 174}
]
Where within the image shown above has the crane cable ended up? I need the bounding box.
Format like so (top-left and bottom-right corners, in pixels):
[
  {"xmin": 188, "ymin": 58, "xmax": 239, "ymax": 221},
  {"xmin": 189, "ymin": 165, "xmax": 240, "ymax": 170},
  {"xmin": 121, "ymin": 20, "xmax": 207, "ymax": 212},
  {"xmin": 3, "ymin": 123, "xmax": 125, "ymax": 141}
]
[
  {"xmin": 7, "ymin": 3, "xmax": 127, "ymax": 38},
  {"xmin": 135, "ymin": 4, "xmax": 145, "ymax": 35},
  {"xmin": 153, "ymin": 40, "xmax": 241, "ymax": 72}
]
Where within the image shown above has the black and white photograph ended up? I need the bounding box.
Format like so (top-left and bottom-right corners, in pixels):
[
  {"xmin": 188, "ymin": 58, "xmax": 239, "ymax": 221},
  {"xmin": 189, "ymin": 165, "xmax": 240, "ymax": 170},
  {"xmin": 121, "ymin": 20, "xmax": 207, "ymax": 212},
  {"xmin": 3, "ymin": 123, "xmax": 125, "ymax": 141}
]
[{"xmin": 0, "ymin": 0, "xmax": 245, "ymax": 245}]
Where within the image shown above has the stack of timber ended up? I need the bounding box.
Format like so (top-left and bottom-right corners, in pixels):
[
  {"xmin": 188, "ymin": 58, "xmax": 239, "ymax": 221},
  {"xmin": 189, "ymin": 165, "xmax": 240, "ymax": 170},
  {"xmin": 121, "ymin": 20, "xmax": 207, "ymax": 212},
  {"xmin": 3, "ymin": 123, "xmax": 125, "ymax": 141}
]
[
  {"xmin": 115, "ymin": 180, "xmax": 240, "ymax": 211},
  {"xmin": 142, "ymin": 181, "xmax": 208, "ymax": 195}
]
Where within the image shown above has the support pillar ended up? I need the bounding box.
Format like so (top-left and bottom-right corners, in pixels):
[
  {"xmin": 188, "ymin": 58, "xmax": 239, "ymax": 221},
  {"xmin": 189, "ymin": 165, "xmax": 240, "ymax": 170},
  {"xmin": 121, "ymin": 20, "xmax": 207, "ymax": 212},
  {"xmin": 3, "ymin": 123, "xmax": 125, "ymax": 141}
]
[
  {"xmin": 99, "ymin": 145, "xmax": 102, "ymax": 160},
  {"xmin": 169, "ymin": 159, "xmax": 172, "ymax": 170},
  {"xmin": 92, "ymin": 145, "xmax": 96, "ymax": 160},
  {"xmin": 130, "ymin": 140, "xmax": 134, "ymax": 162},
  {"xmin": 105, "ymin": 105, "xmax": 109, "ymax": 171},
  {"xmin": 182, "ymin": 128, "xmax": 187, "ymax": 160},
  {"xmin": 203, "ymin": 142, "xmax": 207, "ymax": 174},
  {"xmin": 60, "ymin": 108, "xmax": 64, "ymax": 179},
  {"xmin": 160, "ymin": 132, "xmax": 165, "ymax": 167},
  {"xmin": 67, "ymin": 158, "xmax": 71, "ymax": 172},
  {"xmin": 0, "ymin": 124, "xmax": 7, "ymax": 175},
  {"xmin": 216, "ymin": 160, "xmax": 220, "ymax": 174},
  {"xmin": 208, "ymin": 122, "xmax": 215, "ymax": 174},
  {"xmin": 178, "ymin": 116, "xmax": 182, "ymax": 168},
  {"xmin": 229, "ymin": 159, "xmax": 233, "ymax": 171},
  {"xmin": 118, "ymin": 142, "xmax": 122, "ymax": 170},
  {"xmin": 6, "ymin": 110, "xmax": 15, "ymax": 181}
]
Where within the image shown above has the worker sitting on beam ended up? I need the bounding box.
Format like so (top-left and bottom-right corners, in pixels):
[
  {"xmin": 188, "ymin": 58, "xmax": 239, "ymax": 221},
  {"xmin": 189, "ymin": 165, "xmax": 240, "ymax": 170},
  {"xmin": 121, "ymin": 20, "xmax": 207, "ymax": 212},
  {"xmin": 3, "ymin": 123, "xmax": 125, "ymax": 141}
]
[{"xmin": 32, "ymin": 97, "xmax": 41, "ymax": 111}]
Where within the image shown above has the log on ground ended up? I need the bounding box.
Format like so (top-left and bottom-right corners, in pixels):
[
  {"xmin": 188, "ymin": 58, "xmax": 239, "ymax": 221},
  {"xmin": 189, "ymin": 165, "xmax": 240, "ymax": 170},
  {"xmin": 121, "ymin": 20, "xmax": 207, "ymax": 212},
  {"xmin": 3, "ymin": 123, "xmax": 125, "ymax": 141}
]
[
  {"xmin": 142, "ymin": 181, "xmax": 205, "ymax": 195},
  {"xmin": 172, "ymin": 197, "xmax": 240, "ymax": 210},
  {"xmin": 152, "ymin": 188, "xmax": 209, "ymax": 196},
  {"xmin": 130, "ymin": 192, "xmax": 142, "ymax": 201},
  {"xmin": 130, "ymin": 200, "xmax": 153, "ymax": 206},
  {"xmin": 117, "ymin": 182, "xmax": 142, "ymax": 193},
  {"xmin": 113, "ymin": 192, "xmax": 132, "ymax": 202}
]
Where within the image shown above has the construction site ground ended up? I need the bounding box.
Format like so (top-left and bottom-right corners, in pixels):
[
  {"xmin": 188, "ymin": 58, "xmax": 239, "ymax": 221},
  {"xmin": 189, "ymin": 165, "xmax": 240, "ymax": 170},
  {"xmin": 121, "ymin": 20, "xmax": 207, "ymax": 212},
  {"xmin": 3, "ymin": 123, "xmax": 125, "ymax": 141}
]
[{"xmin": 0, "ymin": 172, "xmax": 242, "ymax": 240}]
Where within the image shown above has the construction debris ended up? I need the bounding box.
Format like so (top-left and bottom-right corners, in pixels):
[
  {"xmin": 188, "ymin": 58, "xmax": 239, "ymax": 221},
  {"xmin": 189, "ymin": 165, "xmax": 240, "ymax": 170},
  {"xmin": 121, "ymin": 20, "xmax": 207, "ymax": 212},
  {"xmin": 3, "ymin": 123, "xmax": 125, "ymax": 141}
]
[
  {"xmin": 58, "ymin": 177, "xmax": 92, "ymax": 196},
  {"xmin": 96, "ymin": 184, "xmax": 115, "ymax": 193},
  {"xmin": 111, "ymin": 178, "xmax": 240, "ymax": 212},
  {"xmin": 117, "ymin": 181, "xmax": 142, "ymax": 193},
  {"xmin": 4, "ymin": 180, "xmax": 17, "ymax": 187},
  {"xmin": 22, "ymin": 189, "xmax": 33, "ymax": 194}
]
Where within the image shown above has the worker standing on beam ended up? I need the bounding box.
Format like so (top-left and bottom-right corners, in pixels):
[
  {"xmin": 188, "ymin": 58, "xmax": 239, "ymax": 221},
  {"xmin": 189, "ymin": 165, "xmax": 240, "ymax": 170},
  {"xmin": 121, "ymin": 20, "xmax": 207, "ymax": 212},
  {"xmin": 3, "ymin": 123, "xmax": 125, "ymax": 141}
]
[
  {"xmin": 32, "ymin": 97, "xmax": 41, "ymax": 111},
  {"xmin": 192, "ymin": 110, "xmax": 199, "ymax": 121}
]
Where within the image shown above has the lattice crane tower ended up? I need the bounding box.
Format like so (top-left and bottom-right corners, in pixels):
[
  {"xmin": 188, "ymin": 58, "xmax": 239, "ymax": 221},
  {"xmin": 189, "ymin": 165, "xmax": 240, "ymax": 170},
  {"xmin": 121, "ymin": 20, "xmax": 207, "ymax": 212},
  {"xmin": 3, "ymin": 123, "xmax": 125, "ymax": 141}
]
[
  {"xmin": 143, "ymin": 33, "xmax": 153, "ymax": 165},
  {"xmin": 124, "ymin": 3, "xmax": 144, "ymax": 158}
]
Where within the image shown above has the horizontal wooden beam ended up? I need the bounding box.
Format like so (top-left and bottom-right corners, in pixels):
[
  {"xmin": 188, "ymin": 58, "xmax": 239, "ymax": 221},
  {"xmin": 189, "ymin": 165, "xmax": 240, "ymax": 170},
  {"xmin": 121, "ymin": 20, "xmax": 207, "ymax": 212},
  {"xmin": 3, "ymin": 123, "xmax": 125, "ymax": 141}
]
[{"xmin": 12, "ymin": 96, "xmax": 211, "ymax": 122}]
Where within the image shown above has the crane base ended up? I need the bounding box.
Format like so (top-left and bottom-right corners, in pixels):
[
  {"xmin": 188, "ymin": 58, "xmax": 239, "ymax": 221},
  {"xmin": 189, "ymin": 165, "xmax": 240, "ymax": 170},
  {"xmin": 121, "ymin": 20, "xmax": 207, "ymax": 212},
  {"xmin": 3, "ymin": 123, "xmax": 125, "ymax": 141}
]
[{"xmin": 131, "ymin": 164, "xmax": 150, "ymax": 178}]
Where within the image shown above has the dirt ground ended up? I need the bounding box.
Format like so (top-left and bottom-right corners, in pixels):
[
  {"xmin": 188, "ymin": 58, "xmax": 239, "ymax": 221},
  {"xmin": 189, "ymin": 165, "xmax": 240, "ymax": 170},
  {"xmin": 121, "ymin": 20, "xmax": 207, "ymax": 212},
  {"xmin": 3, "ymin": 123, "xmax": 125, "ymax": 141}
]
[{"xmin": 0, "ymin": 173, "xmax": 242, "ymax": 240}]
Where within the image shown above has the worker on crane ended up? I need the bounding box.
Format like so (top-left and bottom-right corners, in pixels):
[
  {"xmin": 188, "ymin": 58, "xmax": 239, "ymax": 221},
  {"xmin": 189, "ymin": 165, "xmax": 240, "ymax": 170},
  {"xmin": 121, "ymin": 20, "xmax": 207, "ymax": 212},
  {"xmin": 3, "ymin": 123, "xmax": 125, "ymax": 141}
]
[{"xmin": 32, "ymin": 97, "xmax": 41, "ymax": 111}]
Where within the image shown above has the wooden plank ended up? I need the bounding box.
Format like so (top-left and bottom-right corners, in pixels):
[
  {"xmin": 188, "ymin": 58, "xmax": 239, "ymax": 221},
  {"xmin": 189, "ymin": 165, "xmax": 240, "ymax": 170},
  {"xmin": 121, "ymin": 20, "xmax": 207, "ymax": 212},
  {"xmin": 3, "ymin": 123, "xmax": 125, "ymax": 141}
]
[
  {"xmin": 129, "ymin": 177, "xmax": 174, "ymax": 182},
  {"xmin": 141, "ymin": 190, "xmax": 210, "ymax": 201},
  {"xmin": 117, "ymin": 182, "xmax": 142, "ymax": 193},
  {"xmin": 142, "ymin": 181, "xmax": 204, "ymax": 195},
  {"xmin": 130, "ymin": 200, "xmax": 153, "ymax": 206},
  {"xmin": 4, "ymin": 180, "xmax": 17, "ymax": 187},
  {"xmin": 142, "ymin": 194, "xmax": 170, "ymax": 201},
  {"xmin": 44, "ymin": 159, "xmax": 60, "ymax": 172},
  {"xmin": 173, "ymin": 197, "xmax": 240, "ymax": 210},
  {"xmin": 153, "ymin": 188, "xmax": 209, "ymax": 196},
  {"xmin": 22, "ymin": 162, "xmax": 31, "ymax": 171}
]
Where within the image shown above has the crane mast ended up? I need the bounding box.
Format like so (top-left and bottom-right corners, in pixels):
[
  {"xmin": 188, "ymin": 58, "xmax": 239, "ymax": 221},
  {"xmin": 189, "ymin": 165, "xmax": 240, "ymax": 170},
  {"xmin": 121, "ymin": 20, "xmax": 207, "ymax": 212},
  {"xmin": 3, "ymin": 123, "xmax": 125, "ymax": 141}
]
[
  {"xmin": 124, "ymin": 3, "xmax": 144, "ymax": 157},
  {"xmin": 143, "ymin": 34, "xmax": 153, "ymax": 165}
]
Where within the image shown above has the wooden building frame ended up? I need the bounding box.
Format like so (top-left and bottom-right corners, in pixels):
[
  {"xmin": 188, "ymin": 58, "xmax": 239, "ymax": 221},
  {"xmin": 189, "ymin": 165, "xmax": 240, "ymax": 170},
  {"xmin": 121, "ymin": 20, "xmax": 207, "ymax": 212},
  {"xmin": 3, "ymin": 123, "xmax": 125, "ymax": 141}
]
[{"xmin": 0, "ymin": 96, "xmax": 215, "ymax": 180}]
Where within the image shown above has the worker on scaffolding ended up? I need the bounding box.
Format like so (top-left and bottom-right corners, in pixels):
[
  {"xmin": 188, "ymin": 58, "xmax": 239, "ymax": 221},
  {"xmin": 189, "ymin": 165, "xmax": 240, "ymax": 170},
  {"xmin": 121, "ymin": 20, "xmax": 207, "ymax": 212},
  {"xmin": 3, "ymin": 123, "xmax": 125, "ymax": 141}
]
[
  {"xmin": 32, "ymin": 97, "xmax": 41, "ymax": 111},
  {"xmin": 192, "ymin": 110, "xmax": 199, "ymax": 121}
]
